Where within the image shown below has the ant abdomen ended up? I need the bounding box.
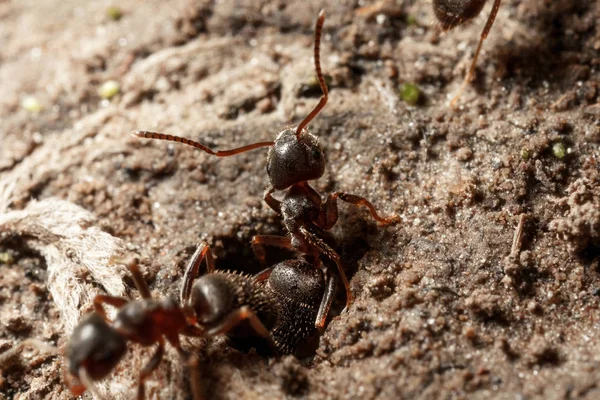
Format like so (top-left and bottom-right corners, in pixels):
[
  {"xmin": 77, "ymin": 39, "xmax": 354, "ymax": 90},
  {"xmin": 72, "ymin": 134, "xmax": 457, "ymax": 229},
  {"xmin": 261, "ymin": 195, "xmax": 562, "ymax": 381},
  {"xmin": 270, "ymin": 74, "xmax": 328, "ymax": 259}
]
[
  {"xmin": 267, "ymin": 128, "xmax": 325, "ymax": 190},
  {"xmin": 433, "ymin": 0, "xmax": 487, "ymax": 30}
]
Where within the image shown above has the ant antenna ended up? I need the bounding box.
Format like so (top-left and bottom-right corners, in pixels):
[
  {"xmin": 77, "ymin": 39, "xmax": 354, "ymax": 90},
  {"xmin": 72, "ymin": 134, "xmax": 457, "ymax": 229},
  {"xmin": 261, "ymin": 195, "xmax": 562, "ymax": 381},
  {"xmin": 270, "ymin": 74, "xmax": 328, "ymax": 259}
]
[
  {"xmin": 295, "ymin": 9, "xmax": 328, "ymax": 138},
  {"xmin": 131, "ymin": 131, "xmax": 274, "ymax": 156},
  {"xmin": 450, "ymin": 0, "xmax": 502, "ymax": 108}
]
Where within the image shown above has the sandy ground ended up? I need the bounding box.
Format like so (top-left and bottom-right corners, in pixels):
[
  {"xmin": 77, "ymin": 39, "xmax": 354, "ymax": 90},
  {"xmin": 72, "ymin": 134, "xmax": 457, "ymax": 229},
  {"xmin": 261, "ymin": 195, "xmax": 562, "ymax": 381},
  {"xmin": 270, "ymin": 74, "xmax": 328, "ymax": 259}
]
[{"xmin": 1, "ymin": 0, "xmax": 600, "ymax": 399}]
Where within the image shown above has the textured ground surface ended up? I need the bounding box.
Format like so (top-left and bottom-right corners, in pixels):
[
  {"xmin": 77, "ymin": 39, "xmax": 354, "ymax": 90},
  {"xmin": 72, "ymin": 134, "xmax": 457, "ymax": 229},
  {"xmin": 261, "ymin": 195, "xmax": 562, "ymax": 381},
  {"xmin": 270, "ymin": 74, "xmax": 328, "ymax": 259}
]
[{"xmin": 1, "ymin": 0, "xmax": 600, "ymax": 399}]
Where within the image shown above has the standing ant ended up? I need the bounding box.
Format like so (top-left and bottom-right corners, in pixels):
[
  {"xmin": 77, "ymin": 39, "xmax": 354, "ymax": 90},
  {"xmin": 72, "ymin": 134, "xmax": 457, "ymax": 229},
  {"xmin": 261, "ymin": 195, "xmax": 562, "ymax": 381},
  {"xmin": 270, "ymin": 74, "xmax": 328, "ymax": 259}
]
[
  {"xmin": 63, "ymin": 257, "xmax": 203, "ymax": 400},
  {"xmin": 131, "ymin": 10, "xmax": 398, "ymax": 330},
  {"xmin": 433, "ymin": 0, "xmax": 502, "ymax": 106},
  {"xmin": 180, "ymin": 242, "xmax": 326, "ymax": 355}
]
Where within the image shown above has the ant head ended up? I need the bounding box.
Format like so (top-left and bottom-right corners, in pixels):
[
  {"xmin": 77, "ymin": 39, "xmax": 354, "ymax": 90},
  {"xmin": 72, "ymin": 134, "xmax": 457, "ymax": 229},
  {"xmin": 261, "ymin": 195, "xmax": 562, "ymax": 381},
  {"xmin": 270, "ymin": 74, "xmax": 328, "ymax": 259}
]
[
  {"xmin": 66, "ymin": 312, "xmax": 127, "ymax": 382},
  {"xmin": 266, "ymin": 128, "xmax": 325, "ymax": 190},
  {"xmin": 270, "ymin": 259, "xmax": 324, "ymax": 304},
  {"xmin": 266, "ymin": 10, "xmax": 329, "ymax": 191},
  {"xmin": 190, "ymin": 275, "xmax": 234, "ymax": 327},
  {"xmin": 433, "ymin": 0, "xmax": 487, "ymax": 30}
]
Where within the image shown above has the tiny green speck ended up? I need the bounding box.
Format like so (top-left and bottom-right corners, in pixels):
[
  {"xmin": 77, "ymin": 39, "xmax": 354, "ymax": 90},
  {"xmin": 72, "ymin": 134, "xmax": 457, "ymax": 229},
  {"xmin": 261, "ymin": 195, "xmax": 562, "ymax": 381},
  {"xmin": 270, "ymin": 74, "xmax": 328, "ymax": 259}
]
[
  {"xmin": 552, "ymin": 142, "xmax": 566, "ymax": 159},
  {"xmin": 400, "ymin": 83, "xmax": 420, "ymax": 106},
  {"xmin": 520, "ymin": 149, "xmax": 529, "ymax": 160},
  {"xmin": 21, "ymin": 96, "xmax": 42, "ymax": 112},
  {"xmin": 406, "ymin": 15, "xmax": 418, "ymax": 26},
  {"xmin": 0, "ymin": 252, "xmax": 14, "ymax": 265},
  {"xmin": 106, "ymin": 6, "xmax": 122, "ymax": 21},
  {"xmin": 98, "ymin": 80, "xmax": 120, "ymax": 99}
]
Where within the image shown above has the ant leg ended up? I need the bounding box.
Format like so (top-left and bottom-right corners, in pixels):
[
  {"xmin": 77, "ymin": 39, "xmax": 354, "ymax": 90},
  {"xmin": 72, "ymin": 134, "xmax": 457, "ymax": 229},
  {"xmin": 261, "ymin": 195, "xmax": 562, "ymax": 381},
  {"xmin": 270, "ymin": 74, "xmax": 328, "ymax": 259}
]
[
  {"xmin": 315, "ymin": 269, "xmax": 337, "ymax": 330},
  {"xmin": 299, "ymin": 226, "xmax": 354, "ymax": 311},
  {"xmin": 131, "ymin": 131, "xmax": 274, "ymax": 156},
  {"xmin": 110, "ymin": 256, "xmax": 151, "ymax": 298},
  {"xmin": 78, "ymin": 367, "xmax": 106, "ymax": 400},
  {"xmin": 320, "ymin": 191, "xmax": 399, "ymax": 228},
  {"xmin": 93, "ymin": 295, "xmax": 128, "ymax": 319},
  {"xmin": 0, "ymin": 339, "xmax": 58, "ymax": 367},
  {"xmin": 164, "ymin": 335, "xmax": 205, "ymax": 400},
  {"xmin": 181, "ymin": 243, "xmax": 215, "ymax": 306},
  {"xmin": 264, "ymin": 186, "xmax": 282, "ymax": 215},
  {"xmin": 137, "ymin": 340, "xmax": 165, "ymax": 400},
  {"xmin": 450, "ymin": 0, "xmax": 502, "ymax": 107},
  {"xmin": 251, "ymin": 235, "xmax": 293, "ymax": 265},
  {"xmin": 207, "ymin": 306, "xmax": 275, "ymax": 350},
  {"xmin": 253, "ymin": 267, "xmax": 274, "ymax": 283}
]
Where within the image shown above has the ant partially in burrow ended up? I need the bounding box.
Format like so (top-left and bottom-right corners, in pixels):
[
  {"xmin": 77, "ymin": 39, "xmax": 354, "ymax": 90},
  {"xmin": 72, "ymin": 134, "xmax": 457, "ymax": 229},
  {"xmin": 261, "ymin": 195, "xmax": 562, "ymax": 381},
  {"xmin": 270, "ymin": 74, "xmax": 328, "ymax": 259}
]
[
  {"xmin": 181, "ymin": 242, "xmax": 326, "ymax": 355},
  {"xmin": 131, "ymin": 10, "xmax": 399, "ymax": 330},
  {"xmin": 433, "ymin": 0, "xmax": 502, "ymax": 107}
]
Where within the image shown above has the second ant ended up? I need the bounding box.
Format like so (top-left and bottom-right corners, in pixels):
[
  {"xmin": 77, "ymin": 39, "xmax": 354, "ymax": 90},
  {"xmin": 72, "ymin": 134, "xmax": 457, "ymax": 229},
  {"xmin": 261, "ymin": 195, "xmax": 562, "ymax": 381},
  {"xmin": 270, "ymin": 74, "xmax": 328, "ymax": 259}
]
[{"xmin": 132, "ymin": 10, "xmax": 398, "ymax": 329}]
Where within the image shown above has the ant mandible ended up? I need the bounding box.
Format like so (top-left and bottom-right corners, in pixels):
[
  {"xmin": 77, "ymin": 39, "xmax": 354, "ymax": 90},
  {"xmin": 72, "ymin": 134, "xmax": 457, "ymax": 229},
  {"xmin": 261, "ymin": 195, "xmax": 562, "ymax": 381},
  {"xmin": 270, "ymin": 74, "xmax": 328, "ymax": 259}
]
[
  {"xmin": 433, "ymin": 0, "xmax": 502, "ymax": 106},
  {"xmin": 131, "ymin": 10, "xmax": 398, "ymax": 329},
  {"xmin": 180, "ymin": 242, "xmax": 326, "ymax": 354},
  {"xmin": 63, "ymin": 257, "xmax": 204, "ymax": 400}
]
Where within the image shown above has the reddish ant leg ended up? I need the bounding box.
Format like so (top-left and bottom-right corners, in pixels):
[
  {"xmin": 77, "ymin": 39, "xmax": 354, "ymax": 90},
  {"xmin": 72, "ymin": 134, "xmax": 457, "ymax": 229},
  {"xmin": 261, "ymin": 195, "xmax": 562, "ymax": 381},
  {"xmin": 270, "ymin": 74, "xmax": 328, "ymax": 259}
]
[
  {"xmin": 93, "ymin": 295, "xmax": 128, "ymax": 319},
  {"xmin": 251, "ymin": 235, "xmax": 294, "ymax": 265},
  {"xmin": 315, "ymin": 269, "xmax": 336, "ymax": 331},
  {"xmin": 253, "ymin": 267, "xmax": 274, "ymax": 283},
  {"xmin": 319, "ymin": 191, "xmax": 399, "ymax": 228},
  {"xmin": 299, "ymin": 226, "xmax": 354, "ymax": 315},
  {"xmin": 136, "ymin": 339, "xmax": 165, "ymax": 400},
  {"xmin": 181, "ymin": 243, "xmax": 215, "ymax": 306},
  {"xmin": 206, "ymin": 306, "xmax": 276, "ymax": 351},
  {"xmin": 263, "ymin": 186, "xmax": 282, "ymax": 214}
]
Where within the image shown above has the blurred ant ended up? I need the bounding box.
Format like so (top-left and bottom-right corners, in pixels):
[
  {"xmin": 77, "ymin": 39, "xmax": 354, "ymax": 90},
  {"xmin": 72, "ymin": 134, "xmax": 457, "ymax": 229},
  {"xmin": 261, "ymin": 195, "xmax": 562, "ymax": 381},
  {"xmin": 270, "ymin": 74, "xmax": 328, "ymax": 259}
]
[
  {"xmin": 433, "ymin": 0, "xmax": 502, "ymax": 106},
  {"xmin": 131, "ymin": 10, "xmax": 398, "ymax": 329},
  {"xmin": 181, "ymin": 242, "xmax": 326, "ymax": 354},
  {"xmin": 63, "ymin": 257, "xmax": 204, "ymax": 400}
]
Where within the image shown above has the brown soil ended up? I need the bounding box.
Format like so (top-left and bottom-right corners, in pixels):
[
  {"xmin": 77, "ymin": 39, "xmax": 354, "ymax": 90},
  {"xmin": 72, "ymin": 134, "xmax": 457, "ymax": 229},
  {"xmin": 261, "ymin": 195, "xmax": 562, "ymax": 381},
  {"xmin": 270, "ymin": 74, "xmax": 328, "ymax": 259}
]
[{"xmin": 1, "ymin": 1, "xmax": 600, "ymax": 399}]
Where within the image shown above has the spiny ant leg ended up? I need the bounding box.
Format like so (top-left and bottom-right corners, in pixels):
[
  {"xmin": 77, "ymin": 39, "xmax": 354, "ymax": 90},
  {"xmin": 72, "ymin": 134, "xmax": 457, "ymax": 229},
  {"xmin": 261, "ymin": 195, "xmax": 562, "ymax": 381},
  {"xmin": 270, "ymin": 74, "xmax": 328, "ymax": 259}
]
[
  {"xmin": 315, "ymin": 268, "xmax": 337, "ymax": 331},
  {"xmin": 264, "ymin": 186, "xmax": 282, "ymax": 215},
  {"xmin": 137, "ymin": 340, "xmax": 165, "ymax": 400},
  {"xmin": 450, "ymin": 0, "xmax": 502, "ymax": 107},
  {"xmin": 181, "ymin": 242, "xmax": 215, "ymax": 306},
  {"xmin": 93, "ymin": 295, "xmax": 128, "ymax": 319},
  {"xmin": 251, "ymin": 235, "xmax": 293, "ymax": 266},
  {"xmin": 320, "ymin": 191, "xmax": 399, "ymax": 228},
  {"xmin": 131, "ymin": 131, "xmax": 273, "ymax": 156},
  {"xmin": 207, "ymin": 306, "xmax": 275, "ymax": 351},
  {"xmin": 295, "ymin": 9, "xmax": 328, "ymax": 136},
  {"xmin": 299, "ymin": 226, "xmax": 354, "ymax": 310}
]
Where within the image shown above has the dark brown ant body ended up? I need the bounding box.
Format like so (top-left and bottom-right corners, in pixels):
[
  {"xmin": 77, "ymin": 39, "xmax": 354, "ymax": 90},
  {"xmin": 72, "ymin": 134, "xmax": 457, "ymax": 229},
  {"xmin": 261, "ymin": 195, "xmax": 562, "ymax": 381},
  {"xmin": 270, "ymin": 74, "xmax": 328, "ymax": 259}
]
[
  {"xmin": 63, "ymin": 244, "xmax": 325, "ymax": 398},
  {"xmin": 181, "ymin": 243, "xmax": 325, "ymax": 354},
  {"xmin": 433, "ymin": 0, "xmax": 502, "ymax": 106},
  {"xmin": 131, "ymin": 10, "xmax": 397, "ymax": 329}
]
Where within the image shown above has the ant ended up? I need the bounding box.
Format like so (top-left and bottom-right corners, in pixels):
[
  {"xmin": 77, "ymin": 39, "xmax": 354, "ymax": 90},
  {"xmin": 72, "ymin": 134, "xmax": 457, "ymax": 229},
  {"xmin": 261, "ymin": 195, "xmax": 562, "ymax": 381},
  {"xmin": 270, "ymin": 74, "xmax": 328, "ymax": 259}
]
[
  {"xmin": 433, "ymin": 0, "xmax": 502, "ymax": 106},
  {"xmin": 63, "ymin": 257, "xmax": 204, "ymax": 400},
  {"xmin": 180, "ymin": 242, "xmax": 326, "ymax": 355},
  {"xmin": 63, "ymin": 242, "xmax": 326, "ymax": 398},
  {"xmin": 131, "ymin": 10, "xmax": 398, "ymax": 330}
]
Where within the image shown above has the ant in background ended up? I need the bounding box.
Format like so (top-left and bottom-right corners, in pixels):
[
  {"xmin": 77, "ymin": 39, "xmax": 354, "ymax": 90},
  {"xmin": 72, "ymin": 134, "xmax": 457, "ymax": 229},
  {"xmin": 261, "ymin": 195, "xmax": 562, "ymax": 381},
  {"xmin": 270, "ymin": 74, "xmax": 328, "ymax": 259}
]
[
  {"xmin": 433, "ymin": 0, "xmax": 502, "ymax": 106},
  {"xmin": 132, "ymin": 10, "xmax": 398, "ymax": 330},
  {"xmin": 181, "ymin": 242, "xmax": 326, "ymax": 355},
  {"xmin": 63, "ymin": 257, "xmax": 203, "ymax": 400}
]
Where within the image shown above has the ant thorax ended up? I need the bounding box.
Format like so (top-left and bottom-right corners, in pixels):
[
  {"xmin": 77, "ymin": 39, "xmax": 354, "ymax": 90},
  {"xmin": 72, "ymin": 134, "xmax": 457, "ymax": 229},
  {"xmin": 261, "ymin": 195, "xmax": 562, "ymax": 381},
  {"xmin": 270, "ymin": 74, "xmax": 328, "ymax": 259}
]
[{"xmin": 266, "ymin": 128, "xmax": 325, "ymax": 190}]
